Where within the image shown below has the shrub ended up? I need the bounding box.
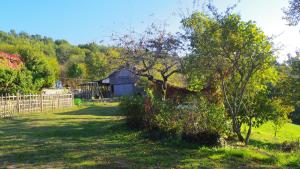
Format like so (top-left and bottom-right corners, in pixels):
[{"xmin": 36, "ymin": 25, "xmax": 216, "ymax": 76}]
[
  {"xmin": 120, "ymin": 91, "xmax": 230, "ymax": 147},
  {"xmin": 151, "ymin": 99, "xmax": 182, "ymax": 137},
  {"xmin": 282, "ymin": 140, "xmax": 300, "ymax": 152},
  {"xmin": 120, "ymin": 95, "xmax": 146, "ymax": 129},
  {"xmin": 181, "ymin": 96, "xmax": 229, "ymax": 146}
]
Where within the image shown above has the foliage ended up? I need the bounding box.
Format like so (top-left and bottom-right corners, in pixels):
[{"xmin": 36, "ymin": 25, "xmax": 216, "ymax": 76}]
[
  {"xmin": 183, "ymin": 9, "xmax": 278, "ymax": 144},
  {"xmin": 150, "ymin": 98, "xmax": 183, "ymax": 137},
  {"xmin": 270, "ymin": 99, "xmax": 294, "ymax": 137},
  {"xmin": 181, "ymin": 96, "xmax": 229, "ymax": 146},
  {"xmin": 17, "ymin": 46, "xmax": 58, "ymax": 89},
  {"xmin": 67, "ymin": 63, "xmax": 87, "ymax": 78},
  {"xmin": 0, "ymin": 66, "xmax": 38, "ymax": 94},
  {"xmin": 285, "ymin": 55, "xmax": 300, "ymax": 124},
  {"xmin": 0, "ymin": 30, "xmax": 123, "ymax": 94},
  {"xmin": 116, "ymin": 25, "xmax": 183, "ymax": 99},
  {"xmin": 283, "ymin": 0, "xmax": 300, "ymax": 26},
  {"xmin": 84, "ymin": 50, "xmax": 110, "ymax": 80},
  {"xmin": 120, "ymin": 87, "xmax": 229, "ymax": 146},
  {"xmin": 120, "ymin": 95, "xmax": 146, "ymax": 129},
  {"xmin": 0, "ymin": 31, "xmax": 57, "ymax": 93}
]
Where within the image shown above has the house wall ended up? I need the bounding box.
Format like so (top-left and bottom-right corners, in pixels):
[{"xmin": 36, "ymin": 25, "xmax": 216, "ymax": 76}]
[{"xmin": 113, "ymin": 84, "xmax": 134, "ymax": 96}]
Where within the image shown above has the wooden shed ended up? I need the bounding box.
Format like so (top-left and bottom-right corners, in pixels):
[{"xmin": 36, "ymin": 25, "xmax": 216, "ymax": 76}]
[
  {"xmin": 79, "ymin": 68, "xmax": 139, "ymax": 99},
  {"xmin": 99, "ymin": 68, "xmax": 138, "ymax": 97}
]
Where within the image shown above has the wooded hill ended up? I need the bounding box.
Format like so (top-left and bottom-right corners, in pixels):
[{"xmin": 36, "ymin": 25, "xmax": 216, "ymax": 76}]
[{"xmin": 0, "ymin": 30, "xmax": 123, "ymax": 94}]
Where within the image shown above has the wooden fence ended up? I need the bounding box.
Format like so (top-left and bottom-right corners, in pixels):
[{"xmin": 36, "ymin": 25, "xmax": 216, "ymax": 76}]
[{"xmin": 0, "ymin": 93, "xmax": 73, "ymax": 118}]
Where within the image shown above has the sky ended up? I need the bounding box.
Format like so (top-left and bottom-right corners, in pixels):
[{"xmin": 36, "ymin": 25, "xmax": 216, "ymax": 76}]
[{"xmin": 0, "ymin": 0, "xmax": 299, "ymax": 62}]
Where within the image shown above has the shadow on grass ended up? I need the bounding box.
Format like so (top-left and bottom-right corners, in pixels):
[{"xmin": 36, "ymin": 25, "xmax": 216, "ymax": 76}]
[
  {"xmin": 285, "ymin": 158, "xmax": 300, "ymax": 168},
  {"xmin": 0, "ymin": 104, "xmax": 286, "ymax": 169},
  {"xmin": 249, "ymin": 139, "xmax": 281, "ymax": 151},
  {"xmin": 57, "ymin": 105, "xmax": 121, "ymax": 117}
]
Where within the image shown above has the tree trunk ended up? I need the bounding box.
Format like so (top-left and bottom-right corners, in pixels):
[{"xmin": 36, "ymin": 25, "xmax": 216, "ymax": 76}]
[
  {"xmin": 162, "ymin": 79, "xmax": 167, "ymax": 100},
  {"xmin": 232, "ymin": 117, "xmax": 244, "ymax": 142},
  {"xmin": 274, "ymin": 127, "xmax": 278, "ymax": 137},
  {"xmin": 236, "ymin": 128, "xmax": 244, "ymax": 142},
  {"xmin": 245, "ymin": 118, "xmax": 253, "ymax": 145}
]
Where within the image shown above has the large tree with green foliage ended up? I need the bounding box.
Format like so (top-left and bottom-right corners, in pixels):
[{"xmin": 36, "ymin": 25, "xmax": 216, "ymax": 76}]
[{"xmin": 183, "ymin": 9, "xmax": 282, "ymax": 144}]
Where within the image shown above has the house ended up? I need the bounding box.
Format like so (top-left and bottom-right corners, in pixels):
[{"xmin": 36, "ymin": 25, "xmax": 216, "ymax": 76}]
[
  {"xmin": 99, "ymin": 68, "xmax": 139, "ymax": 97},
  {"xmin": 79, "ymin": 68, "xmax": 139, "ymax": 99}
]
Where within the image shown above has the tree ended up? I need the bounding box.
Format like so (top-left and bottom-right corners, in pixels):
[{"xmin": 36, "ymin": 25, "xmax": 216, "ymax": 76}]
[
  {"xmin": 116, "ymin": 25, "xmax": 183, "ymax": 99},
  {"xmin": 0, "ymin": 67, "xmax": 36, "ymax": 94},
  {"xmin": 84, "ymin": 51, "xmax": 109, "ymax": 80},
  {"xmin": 270, "ymin": 99, "xmax": 294, "ymax": 137},
  {"xmin": 183, "ymin": 9, "xmax": 278, "ymax": 144},
  {"xmin": 286, "ymin": 55, "xmax": 300, "ymax": 106},
  {"xmin": 284, "ymin": 55, "xmax": 300, "ymax": 123},
  {"xmin": 0, "ymin": 31, "xmax": 59, "ymax": 93},
  {"xmin": 67, "ymin": 63, "xmax": 87, "ymax": 78},
  {"xmin": 283, "ymin": 0, "xmax": 300, "ymax": 26},
  {"xmin": 17, "ymin": 46, "xmax": 57, "ymax": 90},
  {"xmin": 55, "ymin": 40, "xmax": 73, "ymax": 64}
]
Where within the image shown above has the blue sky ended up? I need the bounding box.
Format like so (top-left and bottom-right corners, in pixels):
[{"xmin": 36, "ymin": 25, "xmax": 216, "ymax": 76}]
[{"xmin": 0, "ymin": 0, "xmax": 299, "ymax": 61}]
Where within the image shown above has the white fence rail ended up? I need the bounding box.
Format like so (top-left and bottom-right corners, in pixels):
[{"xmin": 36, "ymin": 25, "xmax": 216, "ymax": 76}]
[{"xmin": 0, "ymin": 93, "xmax": 73, "ymax": 118}]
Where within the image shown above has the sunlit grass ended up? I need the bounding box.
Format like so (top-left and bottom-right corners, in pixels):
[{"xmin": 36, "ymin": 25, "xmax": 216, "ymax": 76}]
[{"xmin": 250, "ymin": 122, "xmax": 300, "ymax": 143}]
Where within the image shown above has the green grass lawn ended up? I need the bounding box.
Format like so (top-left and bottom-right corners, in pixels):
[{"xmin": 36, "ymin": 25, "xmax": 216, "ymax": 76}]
[{"xmin": 0, "ymin": 102, "xmax": 300, "ymax": 169}]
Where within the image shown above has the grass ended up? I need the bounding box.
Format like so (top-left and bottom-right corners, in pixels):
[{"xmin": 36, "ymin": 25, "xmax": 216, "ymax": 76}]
[
  {"xmin": 0, "ymin": 102, "xmax": 299, "ymax": 168},
  {"xmin": 250, "ymin": 122, "xmax": 300, "ymax": 143}
]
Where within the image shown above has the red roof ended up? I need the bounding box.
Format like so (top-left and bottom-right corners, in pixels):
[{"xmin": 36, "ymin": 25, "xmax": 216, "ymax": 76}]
[{"xmin": 0, "ymin": 52, "xmax": 23, "ymax": 69}]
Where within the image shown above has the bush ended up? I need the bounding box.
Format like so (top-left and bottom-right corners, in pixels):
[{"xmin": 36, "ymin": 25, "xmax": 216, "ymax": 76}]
[
  {"xmin": 120, "ymin": 91, "xmax": 230, "ymax": 147},
  {"xmin": 151, "ymin": 99, "xmax": 182, "ymax": 137},
  {"xmin": 147, "ymin": 94, "xmax": 229, "ymax": 146},
  {"xmin": 282, "ymin": 140, "xmax": 300, "ymax": 152},
  {"xmin": 180, "ymin": 96, "xmax": 229, "ymax": 146},
  {"xmin": 120, "ymin": 95, "xmax": 146, "ymax": 129}
]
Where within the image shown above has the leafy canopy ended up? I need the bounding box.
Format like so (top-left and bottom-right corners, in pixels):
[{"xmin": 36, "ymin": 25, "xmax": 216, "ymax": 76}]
[{"xmin": 183, "ymin": 11, "xmax": 282, "ymax": 144}]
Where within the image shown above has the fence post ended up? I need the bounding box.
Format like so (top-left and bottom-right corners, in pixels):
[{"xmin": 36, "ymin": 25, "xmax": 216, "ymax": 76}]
[
  {"xmin": 1, "ymin": 95, "xmax": 3, "ymax": 117},
  {"xmin": 0, "ymin": 95, "xmax": 2, "ymax": 117},
  {"xmin": 57, "ymin": 94, "xmax": 60, "ymax": 109},
  {"xmin": 17, "ymin": 93, "xmax": 20, "ymax": 113},
  {"xmin": 52, "ymin": 95, "xmax": 54, "ymax": 110},
  {"xmin": 29, "ymin": 94, "xmax": 32, "ymax": 113},
  {"xmin": 40, "ymin": 93, "xmax": 43, "ymax": 112},
  {"xmin": 4, "ymin": 94, "xmax": 7, "ymax": 117},
  {"xmin": 71, "ymin": 93, "xmax": 73, "ymax": 107}
]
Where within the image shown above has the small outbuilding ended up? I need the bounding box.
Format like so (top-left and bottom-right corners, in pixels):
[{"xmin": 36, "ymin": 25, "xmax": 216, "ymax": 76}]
[
  {"xmin": 79, "ymin": 68, "xmax": 139, "ymax": 99},
  {"xmin": 99, "ymin": 68, "xmax": 139, "ymax": 97}
]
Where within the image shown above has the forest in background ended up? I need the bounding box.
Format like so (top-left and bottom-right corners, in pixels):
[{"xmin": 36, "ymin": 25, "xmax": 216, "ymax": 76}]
[
  {"xmin": 0, "ymin": 30, "xmax": 124, "ymax": 94},
  {"xmin": 0, "ymin": 30, "xmax": 186, "ymax": 94}
]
